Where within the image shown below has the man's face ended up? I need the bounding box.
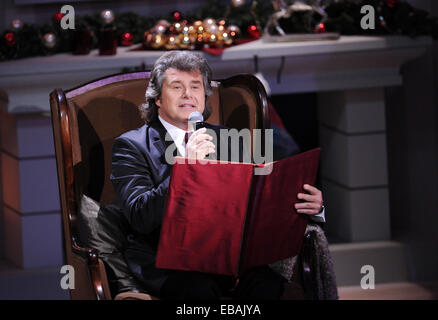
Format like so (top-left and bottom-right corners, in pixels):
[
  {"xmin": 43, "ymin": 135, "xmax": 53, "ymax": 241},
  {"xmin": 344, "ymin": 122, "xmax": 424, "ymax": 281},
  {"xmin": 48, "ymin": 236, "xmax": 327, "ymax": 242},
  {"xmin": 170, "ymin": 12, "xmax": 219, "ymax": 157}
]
[{"xmin": 156, "ymin": 68, "xmax": 206, "ymax": 130}]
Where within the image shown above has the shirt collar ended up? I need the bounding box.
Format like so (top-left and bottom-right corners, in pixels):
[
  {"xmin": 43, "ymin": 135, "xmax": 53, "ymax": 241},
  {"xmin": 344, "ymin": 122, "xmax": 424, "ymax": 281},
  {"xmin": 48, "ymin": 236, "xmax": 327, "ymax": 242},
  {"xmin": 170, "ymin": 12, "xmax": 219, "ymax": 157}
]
[{"xmin": 158, "ymin": 115, "xmax": 192, "ymax": 156}]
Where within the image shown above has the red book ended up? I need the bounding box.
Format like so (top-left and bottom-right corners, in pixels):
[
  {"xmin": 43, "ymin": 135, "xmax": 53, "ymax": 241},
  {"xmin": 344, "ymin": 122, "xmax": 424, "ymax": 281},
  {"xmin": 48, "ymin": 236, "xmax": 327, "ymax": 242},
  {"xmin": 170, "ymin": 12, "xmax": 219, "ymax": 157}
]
[{"xmin": 155, "ymin": 148, "xmax": 321, "ymax": 276}]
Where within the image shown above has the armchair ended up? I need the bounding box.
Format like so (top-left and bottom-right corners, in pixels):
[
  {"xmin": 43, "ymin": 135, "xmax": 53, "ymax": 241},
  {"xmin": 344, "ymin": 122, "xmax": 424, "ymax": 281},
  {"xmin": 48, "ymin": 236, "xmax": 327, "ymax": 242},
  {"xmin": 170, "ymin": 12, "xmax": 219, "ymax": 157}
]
[{"xmin": 49, "ymin": 71, "xmax": 335, "ymax": 300}]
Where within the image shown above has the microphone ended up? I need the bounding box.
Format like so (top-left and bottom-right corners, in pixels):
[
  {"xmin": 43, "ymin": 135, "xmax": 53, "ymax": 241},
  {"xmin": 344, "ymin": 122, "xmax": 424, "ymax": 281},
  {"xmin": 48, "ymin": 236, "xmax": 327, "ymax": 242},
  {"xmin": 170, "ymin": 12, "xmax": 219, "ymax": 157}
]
[
  {"xmin": 188, "ymin": 111, "xmax": 212, "ymax": 159},
  {"xmin": 188, "ymin": 111, "xmax": 205, "ymax": 131}
]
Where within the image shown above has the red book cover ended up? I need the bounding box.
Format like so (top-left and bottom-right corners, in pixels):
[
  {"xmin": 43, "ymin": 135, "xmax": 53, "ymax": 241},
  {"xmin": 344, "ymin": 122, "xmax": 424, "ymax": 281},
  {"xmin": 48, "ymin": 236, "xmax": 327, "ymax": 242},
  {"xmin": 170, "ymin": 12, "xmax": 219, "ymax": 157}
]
[{"xmin": 155, "ymin": 148, "xmax": 321, "ymax": 276}]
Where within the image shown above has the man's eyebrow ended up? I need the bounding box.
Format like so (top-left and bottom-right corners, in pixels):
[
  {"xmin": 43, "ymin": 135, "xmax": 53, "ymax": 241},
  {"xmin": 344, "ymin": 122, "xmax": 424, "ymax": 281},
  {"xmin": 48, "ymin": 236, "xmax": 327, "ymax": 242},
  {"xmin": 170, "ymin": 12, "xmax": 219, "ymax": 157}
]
[{"xmin": 167, "ymin": 79, "xmax": 202, "ymax": 85}]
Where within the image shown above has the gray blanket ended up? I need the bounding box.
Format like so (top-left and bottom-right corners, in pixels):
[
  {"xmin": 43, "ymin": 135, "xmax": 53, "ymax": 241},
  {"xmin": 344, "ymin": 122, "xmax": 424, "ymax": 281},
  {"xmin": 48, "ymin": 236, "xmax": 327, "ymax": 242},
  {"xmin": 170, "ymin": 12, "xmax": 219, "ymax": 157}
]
[{"xmin": 269, "ymin": 222, "xmax": 339, "ymax": 300}]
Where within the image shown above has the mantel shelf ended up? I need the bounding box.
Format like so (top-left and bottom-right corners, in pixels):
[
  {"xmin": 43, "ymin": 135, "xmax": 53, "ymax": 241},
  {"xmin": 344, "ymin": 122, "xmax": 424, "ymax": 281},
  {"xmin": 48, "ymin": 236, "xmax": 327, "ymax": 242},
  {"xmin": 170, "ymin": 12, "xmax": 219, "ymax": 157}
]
[{"xmin": 0, "ymin": 35, "xmax": 433, "ymax": 113}]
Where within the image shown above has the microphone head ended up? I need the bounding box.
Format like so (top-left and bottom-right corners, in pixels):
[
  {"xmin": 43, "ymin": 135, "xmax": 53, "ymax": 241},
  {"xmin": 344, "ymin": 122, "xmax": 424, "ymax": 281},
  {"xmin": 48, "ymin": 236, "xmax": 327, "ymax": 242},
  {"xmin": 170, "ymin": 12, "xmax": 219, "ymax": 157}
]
[
  {"xmin": 188, "ymin": 111, "xmax": 204, "ymax": 123},
  {"xmin": 188, "ymin": 111, "xmax": 205, "ymax": 131}
]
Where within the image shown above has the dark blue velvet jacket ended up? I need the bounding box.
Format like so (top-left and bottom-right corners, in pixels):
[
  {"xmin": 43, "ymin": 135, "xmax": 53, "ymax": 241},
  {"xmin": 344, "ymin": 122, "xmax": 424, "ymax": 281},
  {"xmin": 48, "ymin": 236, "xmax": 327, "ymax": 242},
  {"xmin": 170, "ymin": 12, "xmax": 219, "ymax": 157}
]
[{"xmin": 110, "ymin": 119, "xmax": 244, "ymax": 295}]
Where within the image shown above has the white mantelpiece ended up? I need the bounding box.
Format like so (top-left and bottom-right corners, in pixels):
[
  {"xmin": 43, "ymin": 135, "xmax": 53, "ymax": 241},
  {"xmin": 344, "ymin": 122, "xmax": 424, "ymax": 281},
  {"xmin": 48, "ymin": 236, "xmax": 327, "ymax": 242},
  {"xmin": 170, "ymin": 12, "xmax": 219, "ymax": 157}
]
[
  {"xmin": 0, "ymin": 36, "xmax": 433, "ymax": 269},
  {"xmin": 0, "ymin": 36, "xmax": 431, "ymax": 112}
]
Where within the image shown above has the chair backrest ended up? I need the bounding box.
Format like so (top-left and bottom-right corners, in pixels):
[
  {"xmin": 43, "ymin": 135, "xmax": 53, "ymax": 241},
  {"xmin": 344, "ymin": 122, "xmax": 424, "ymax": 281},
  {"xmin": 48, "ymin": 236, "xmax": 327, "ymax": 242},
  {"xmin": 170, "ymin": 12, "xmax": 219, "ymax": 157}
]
[{"xmin": 49, "ymin": 71, "xmax": 270, "ymax": 299}]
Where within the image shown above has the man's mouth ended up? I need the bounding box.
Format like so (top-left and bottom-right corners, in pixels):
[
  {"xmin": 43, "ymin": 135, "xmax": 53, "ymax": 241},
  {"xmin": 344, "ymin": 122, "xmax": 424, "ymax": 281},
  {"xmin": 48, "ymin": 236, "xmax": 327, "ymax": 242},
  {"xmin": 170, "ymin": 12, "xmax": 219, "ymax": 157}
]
[{"xmin": 179, "ymin": 104, "xmax": 196, "ymax": 109}]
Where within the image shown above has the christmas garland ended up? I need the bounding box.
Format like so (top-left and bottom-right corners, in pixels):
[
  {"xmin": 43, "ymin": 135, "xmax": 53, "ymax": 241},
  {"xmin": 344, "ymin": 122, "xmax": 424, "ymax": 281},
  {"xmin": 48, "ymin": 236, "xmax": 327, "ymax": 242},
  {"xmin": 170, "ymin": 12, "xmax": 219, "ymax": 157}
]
[{"xmin": 1, "ymin": 0, "xmax": 437, "ymax": 62}]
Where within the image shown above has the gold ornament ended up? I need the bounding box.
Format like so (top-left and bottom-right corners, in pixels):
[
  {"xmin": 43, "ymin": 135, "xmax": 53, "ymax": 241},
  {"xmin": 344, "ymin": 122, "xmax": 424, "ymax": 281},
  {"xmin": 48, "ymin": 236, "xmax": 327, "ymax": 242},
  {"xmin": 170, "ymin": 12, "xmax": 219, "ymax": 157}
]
[
  {"xmin": 165, "ymin": 35, "xmax": 180, "ymax": 50},
  {"xmin": 179, "ymin": 35, "xmax": 192, "ymax": 49},
  {"xmin": 202, "ymin": 31, "xmax": 211, "ymax": 42},
  {"xmin": 151, "ymin": 34, "xmax": 166, "ymax": 49},
  {"xmin": 222, "ymin": 32, "xmax": 233, "ymax": 45},
  {"xmin": 195, "ymin": 34, "xmax": 204, "ymax": 48},
  {"xmin": 188, "ymin": 25, "xmax": 196, "ymax": 35},
  {"xmin": 169, "ymin": 22, "xmax": 184, "ymax": 34},
  {"xmin": 182, "ymin": 26, "xmax": 190, "ymax": 34}
]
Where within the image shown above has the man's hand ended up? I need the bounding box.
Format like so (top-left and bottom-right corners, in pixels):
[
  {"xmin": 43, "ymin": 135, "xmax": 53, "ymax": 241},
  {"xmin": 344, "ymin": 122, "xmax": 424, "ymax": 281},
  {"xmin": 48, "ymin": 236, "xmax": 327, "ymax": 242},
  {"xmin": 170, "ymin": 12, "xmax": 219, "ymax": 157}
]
[
  {"xmin": 294, "ymin": 184, "xmax": 323, "ymax": 215},
  {"xmin": 186, "ymin": 127, "xmax": 216, "ymax": 159}
]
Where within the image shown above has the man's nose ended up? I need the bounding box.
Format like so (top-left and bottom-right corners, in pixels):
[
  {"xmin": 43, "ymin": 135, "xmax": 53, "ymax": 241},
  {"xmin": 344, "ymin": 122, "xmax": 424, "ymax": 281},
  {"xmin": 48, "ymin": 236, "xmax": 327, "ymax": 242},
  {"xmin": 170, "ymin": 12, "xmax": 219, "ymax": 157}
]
[{"xmin": 182, "ymin": 87, "xmax": 193, "ymax": 98}]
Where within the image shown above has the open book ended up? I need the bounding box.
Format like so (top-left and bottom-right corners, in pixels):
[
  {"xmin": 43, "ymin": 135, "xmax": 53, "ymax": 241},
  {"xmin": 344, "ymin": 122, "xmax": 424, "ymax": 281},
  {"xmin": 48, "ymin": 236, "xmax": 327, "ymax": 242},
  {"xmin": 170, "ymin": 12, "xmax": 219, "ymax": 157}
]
[{"xmin": 155, "ymin": 148, "xmax": 321, "ymax": 276}]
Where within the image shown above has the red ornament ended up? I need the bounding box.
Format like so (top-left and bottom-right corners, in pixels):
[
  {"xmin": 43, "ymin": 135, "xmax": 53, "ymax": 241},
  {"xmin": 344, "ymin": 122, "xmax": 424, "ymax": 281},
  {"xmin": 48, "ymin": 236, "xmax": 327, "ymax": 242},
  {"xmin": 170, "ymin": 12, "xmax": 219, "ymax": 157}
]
[
  {"xmin": 4, "ymin": 32, "xmax": 16, "ymax": 47},
  {"xmin": 247, "ymin": 25, "xmax": 260, "ymax": 39},
  {"xmin": 385, "ymin": 0, "xmax": 400, "ymax": 8},
  {"xmin": 52, "ymin": 12, "xmax": 65, "ymax": 24},
  {"xmin": 120, "ymin": 32, "xmax": 134, "ymax": 46},
  {"xmin": 314, "ymin": 23, "xmax": 326, "ymax": 33},
  {"xmin": 172, "ymin": 11, "xmax": 182, "ymax": 22}
]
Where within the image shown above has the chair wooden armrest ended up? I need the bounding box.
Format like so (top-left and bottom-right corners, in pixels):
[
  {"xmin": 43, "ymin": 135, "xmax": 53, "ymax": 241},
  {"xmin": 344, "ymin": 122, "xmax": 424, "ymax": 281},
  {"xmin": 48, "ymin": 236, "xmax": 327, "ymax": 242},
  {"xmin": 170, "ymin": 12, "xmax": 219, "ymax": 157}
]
[
  {"xmin": 70, "ymin": 237, "xmax": 112, "ymax": 300},
  {"xmin": 114, "ymin": 292, "xmax": 158, "ymax": 300}
]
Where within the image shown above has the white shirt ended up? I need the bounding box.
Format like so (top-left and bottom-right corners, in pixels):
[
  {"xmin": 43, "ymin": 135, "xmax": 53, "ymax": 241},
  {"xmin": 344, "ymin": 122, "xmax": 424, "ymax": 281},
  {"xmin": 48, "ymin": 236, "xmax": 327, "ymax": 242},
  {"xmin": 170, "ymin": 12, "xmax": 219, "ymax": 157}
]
[
  {"xmin": 158, "ymin": 115, "xmax": 192, "ymax": 157},
  {"xmin": 158, "ymin": 115, "xmax": 326, "ymax": 222}
]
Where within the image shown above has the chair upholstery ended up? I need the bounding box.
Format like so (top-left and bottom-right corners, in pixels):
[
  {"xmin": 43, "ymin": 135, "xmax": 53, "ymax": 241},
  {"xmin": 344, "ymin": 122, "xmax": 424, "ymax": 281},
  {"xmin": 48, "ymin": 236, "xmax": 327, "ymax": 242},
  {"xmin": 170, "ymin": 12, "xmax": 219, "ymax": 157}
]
[{"xmin": 49, "ymin": 72, "xmax": 271, "ymax": 300}]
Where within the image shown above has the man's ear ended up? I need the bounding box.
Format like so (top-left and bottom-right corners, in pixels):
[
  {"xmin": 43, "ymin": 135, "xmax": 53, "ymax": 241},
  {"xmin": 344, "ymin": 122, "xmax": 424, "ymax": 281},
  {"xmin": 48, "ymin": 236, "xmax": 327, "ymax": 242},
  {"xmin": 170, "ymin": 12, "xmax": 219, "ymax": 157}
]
[{"xmin": 155, "ymin": 97, "xmax": 161, "ymax": 107}]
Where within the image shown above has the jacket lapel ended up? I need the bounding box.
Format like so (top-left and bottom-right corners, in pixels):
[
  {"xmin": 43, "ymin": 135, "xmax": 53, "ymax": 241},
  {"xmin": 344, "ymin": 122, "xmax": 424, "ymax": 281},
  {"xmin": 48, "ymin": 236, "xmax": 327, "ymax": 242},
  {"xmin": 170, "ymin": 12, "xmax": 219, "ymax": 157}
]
[{"xmin": 148, "ymin": 120, "xmax": 180, "ymax": 165}]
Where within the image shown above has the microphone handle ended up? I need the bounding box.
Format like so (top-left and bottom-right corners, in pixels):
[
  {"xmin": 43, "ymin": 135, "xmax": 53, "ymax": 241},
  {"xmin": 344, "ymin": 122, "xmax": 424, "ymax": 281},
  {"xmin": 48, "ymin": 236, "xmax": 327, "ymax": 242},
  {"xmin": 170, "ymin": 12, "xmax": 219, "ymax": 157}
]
[
  {"xmin": 194, "ymin": 121, "xmax": 212, "ymax": 158},
  {"xmin": 194, "ymin": 121, "xmax": 205, "ymax": 131}
]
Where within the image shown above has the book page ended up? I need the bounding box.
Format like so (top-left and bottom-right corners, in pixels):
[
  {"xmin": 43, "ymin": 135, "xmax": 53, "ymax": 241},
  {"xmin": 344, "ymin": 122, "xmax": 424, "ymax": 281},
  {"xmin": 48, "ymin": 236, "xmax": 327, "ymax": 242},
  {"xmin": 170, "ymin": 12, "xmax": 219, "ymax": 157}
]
[
  {"xmin": 156, "ymin": 159, "xmax": 254, "ymax": 275},
  {"xmin": 240, "ymin": 148, "xmax": 321, "ymax": 273}
]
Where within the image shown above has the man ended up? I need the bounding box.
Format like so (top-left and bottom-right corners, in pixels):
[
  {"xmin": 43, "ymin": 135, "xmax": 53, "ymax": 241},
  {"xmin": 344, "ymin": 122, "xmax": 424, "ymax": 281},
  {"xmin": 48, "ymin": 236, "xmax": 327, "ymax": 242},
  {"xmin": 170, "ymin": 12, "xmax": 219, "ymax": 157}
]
[{"xmin": 111, "ymin": 51, "xmax": 324, "ymax": 299}]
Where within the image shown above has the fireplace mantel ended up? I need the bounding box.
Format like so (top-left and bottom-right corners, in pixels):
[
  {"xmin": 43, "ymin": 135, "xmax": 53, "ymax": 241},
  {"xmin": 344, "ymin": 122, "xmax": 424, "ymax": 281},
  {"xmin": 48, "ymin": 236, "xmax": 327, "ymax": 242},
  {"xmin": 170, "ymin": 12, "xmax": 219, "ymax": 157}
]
[{"xmin": 0, "ymin": 35, "xmax": 432, "ymax": 113}]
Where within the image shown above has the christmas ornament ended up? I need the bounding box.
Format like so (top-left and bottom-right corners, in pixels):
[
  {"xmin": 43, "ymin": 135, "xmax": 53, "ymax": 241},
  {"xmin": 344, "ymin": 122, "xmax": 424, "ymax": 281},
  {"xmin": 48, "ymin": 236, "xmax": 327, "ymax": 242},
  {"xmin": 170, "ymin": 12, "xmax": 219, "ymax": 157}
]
[
  {"xmin": 120, "ymin": 32, "xmax": 134, "ymax": 46},
  {"xmin": 222, "ymin": 32, "xmax": 233, "ymax": 45},
  {"xmin": 42, "ymin": 33, "xmax": 57, "ymax": 48},
  {"xmin": 207, "ymin": 24, "xmax": 218, "ymax": 34},
  {"xmin": 194, "ymin": 34, "xmax": 204, "ymax": 50},
  {"xmin": 386, "ymin": 0, "xmax": 400, "ymax": 8},
  {"xmin": 193, "ymin": 20, "xmax": 203, "ymax": 28},
  {"xmin": 151, "ymin": 34, "xmax": 166, "ymax": 49},
  {"xmin": 203, "ymin": 18, "xmax": 216, "ymax": 28},
  {"xmin": 247, "ymin": 24, "xmax": 260, "ymax": 38},
  {"xmin": 179, "ymin": 35, "xmax": 192, "ymax": 49},
  {"xmin": 379, "ymin": 15, "xmax": 387, "ymax": 27},
  {"xmin": 10, "ymin": 19, "xmax": 24, "ymax": 31},
  {"xmin": 169, "ymin": 22, "xmax": 184, "ymax": 34},
  {"xmin": 314, "ymin": 23, "xmax": 326, "ymax": 33},
  {"xmin": 165, "ymin": 35, "xmax": 180, "ymax": 50},
  {"xmin": 144, "ymin": 31, "xmax": 153, "ymax": 47},
  {"xmin": 207, "ymin": 33, "xmax": 218, "ymax": 47},
  {"xmin": 231, "ymin": 0, "xmax": 245, "ymax": 7},
  {"xmin": 172, "ymin": 11, "xmax": 182, "ymax": 22},
  {"xmin": 197, "ymin": 25, "xmax": 205, "ymax": 35},
  {"xmin": 4, "ymin": 32, "xmax": 16, "ymax": 47},
  {"xmin": 52, "ymin": 12, "xmax": 64, "ymax": 24},
  {"xmin": 153, "ymin": 20, "xmax": 170, "ymax": 34},
  {"xmin": 227, "ymin": 25, "xmax": 241, "ymax": 39},
  {"xmin": 101, "ymin": 9, "xmax": 115, "ymax": 25}
]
